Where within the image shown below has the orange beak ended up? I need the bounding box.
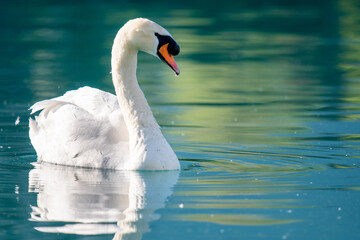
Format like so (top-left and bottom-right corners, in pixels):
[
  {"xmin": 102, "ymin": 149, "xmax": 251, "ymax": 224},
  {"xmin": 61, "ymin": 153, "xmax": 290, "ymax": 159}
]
[{"xmin": 158, "ymin": 43, "xmax": 180, "ymax": 75}]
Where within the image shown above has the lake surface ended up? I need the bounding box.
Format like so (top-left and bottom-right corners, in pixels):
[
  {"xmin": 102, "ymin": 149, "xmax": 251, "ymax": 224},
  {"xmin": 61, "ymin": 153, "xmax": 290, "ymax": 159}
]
[{"xmin": 1, "ymin": 0, "xmax": 360, "ymax": 239}]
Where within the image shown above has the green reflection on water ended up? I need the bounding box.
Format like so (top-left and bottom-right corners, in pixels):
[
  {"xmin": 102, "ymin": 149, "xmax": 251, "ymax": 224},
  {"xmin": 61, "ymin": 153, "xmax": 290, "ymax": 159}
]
[
  {"xmin": 169, "ymin": 213, "xmax": 299, "ymax": 226},
  {"xmin": 170, "ymin": 199, "xmax": 306, "ymax": 209}
]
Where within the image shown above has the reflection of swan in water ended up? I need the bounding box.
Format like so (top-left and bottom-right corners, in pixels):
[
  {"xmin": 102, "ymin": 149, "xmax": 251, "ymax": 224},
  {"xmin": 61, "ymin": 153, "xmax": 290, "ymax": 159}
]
[{"xmin": 28, "ymin": 163, "xmax": 179, "ymax": 239}]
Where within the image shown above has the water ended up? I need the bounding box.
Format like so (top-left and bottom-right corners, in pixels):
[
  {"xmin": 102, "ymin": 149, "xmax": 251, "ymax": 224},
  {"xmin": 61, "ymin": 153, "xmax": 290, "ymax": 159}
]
[{"xmin": 1, "ymin": 0, "xmax": 360, "ymax": 239}]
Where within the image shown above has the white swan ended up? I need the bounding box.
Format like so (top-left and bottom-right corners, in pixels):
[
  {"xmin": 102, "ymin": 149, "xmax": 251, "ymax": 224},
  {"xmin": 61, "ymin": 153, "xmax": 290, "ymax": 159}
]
[{"xmin": 29, "ymin": 18, "xmax": 181, "ymax": 170}]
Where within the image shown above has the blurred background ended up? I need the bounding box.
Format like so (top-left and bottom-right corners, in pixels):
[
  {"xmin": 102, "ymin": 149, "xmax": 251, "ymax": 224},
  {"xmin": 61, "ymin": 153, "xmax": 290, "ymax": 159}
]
[{"xmin": 0, "ymin": 0, "xmax": 360, "ymax": 239}]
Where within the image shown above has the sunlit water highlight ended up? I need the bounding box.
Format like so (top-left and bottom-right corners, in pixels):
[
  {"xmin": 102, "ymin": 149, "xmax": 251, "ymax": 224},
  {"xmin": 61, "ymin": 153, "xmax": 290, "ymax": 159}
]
[{"xmin": 1, "ymin": 1, "xmax": 360, "ymax": 240}]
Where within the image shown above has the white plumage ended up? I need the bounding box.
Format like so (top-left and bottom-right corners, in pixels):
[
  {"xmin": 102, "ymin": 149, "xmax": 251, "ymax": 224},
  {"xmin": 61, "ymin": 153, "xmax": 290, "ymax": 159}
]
[{"xmin": 29, "ymin": 18, "xmax": 181, "ymax": 170}]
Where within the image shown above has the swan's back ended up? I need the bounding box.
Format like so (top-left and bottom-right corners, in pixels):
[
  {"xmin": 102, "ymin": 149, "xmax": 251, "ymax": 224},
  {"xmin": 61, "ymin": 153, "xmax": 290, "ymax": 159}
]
[{"xmin": 29, "ymin": 87, "xmax": 130, "ymax": 169}]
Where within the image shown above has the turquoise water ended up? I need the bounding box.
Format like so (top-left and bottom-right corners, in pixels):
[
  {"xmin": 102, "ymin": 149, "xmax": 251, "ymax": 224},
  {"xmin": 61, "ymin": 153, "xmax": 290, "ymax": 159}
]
[{"xmin": 1, "ymin": 0, "xmax": 360, "ymax": 239}]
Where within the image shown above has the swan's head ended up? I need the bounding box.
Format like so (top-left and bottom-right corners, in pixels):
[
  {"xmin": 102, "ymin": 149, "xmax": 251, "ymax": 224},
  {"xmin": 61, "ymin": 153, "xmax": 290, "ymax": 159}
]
[{"xmin": 119, "ymin": 18, "xmax": 180, "ymax": 75}]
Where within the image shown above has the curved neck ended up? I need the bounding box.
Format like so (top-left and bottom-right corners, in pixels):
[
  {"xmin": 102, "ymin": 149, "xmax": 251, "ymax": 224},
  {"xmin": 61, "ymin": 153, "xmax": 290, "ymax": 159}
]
[{"xmin": 111, "ymin": 35, "xmax": 159, "ymax": 146}]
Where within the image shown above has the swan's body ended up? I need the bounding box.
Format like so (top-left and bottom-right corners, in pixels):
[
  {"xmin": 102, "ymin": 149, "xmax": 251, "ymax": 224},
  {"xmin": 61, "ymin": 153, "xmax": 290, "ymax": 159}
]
[{"xmin": 29, "ymin": 18, "xmax": 181, "ymax": 170}]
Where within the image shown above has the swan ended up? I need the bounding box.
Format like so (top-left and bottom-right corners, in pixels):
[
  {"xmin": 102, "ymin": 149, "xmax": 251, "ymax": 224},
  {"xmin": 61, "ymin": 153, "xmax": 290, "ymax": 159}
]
[{"xmin": 29, "ymin": 18, "xmax": 181, "ymax": 170}]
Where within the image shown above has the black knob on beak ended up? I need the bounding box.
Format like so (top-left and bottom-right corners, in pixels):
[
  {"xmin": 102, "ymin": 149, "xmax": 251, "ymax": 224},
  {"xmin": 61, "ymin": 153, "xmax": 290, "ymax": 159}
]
[{"xmin": 168, "ymin": 42, "xmax": 180, "ymax": 56}]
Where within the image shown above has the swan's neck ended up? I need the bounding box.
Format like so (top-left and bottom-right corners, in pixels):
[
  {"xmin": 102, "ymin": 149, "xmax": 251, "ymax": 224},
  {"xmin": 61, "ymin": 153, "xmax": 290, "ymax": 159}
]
[{"xmin": 111, "ymin": 37, "xmax": 160, "ymax": 148}]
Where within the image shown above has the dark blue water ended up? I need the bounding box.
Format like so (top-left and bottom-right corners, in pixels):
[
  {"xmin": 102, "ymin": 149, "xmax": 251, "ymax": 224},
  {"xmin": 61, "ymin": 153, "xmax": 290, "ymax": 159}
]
[{"xmin": 1, "ymin": 0, "xmax": 360, "ymax": 239}]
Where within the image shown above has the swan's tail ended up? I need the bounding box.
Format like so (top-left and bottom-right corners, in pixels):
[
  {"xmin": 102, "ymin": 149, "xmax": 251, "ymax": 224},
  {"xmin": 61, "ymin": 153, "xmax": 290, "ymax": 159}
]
[
  {"xmin": 29, "ymin": 100, "xmax": 72, "ymax": 161},
  {"xmin": 29, "ymin": 99, "xmax": 74, "ymax": 140}
]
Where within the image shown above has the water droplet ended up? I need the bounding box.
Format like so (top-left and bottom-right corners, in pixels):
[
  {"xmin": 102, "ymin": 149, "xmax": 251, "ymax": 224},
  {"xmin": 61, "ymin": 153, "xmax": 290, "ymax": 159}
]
[{"xmin": 179, "ymin": 204, "xmax": 184, "ymax": 208}]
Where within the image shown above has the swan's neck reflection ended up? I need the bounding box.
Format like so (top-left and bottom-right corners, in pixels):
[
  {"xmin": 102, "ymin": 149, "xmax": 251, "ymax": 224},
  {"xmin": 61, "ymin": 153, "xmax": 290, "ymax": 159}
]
[{"xmin": 28, "ymin": 164, "xmax": 179, "ymax": 239}]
